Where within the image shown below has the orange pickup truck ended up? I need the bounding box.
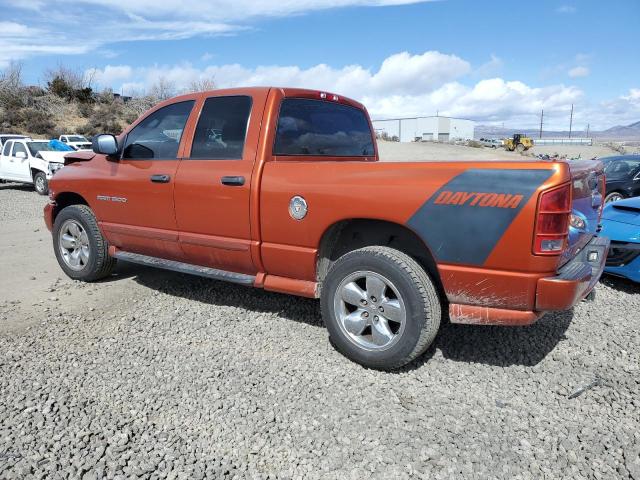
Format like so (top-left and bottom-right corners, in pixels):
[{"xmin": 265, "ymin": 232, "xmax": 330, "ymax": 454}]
[{"xmin": 44, "ymin": 87, "xmax": 609, "ymax": 369}]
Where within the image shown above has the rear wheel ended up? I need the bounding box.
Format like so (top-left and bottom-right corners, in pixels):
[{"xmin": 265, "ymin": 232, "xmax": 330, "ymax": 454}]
[
  {"xmin": 516, "ymin": 143, "xmax": 525, "ymax": 153},
  {"xmin": 34, "ymin": 172, "xmax": 48, "ymax": 195},
  {"xmin": 605, "ymin": 191, "xmax": 625, "ymax": 204},
  {"xmin": 53, "ymin": 205, "xmax": 116, "ymax": 281},
  {"xmin": 321, "ymin": 246, "xmax": 441, "ymax": 370}
]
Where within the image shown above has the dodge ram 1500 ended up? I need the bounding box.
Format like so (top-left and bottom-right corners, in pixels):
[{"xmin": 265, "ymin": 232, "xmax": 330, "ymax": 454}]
[{"xmin": 44, "ymin": 87, "xmax": 609, "ymax": 369}]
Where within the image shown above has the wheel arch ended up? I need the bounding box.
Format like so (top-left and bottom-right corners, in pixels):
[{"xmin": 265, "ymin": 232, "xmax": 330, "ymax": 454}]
[
  {"xmin": 316, "ymin": 218, "xmax": 444, "ymax": 298},
  {"xmin": 52, "ymin": 191, "xmax": 90, "ymax": 222},
  {"xmin": 30, "ymin": 167, "xmax": 45, "ymax": 180}
]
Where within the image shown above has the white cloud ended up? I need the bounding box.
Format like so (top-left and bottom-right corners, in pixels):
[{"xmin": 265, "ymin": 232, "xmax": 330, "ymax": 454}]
[
  {"xmin": 88, "ymin": 65, "xmax": 133, "ymax": 85},
  {"xmin": 568, "ymin": 66, "xmax": 589, "ymax": 78},
  {"xmin": 0, "ymin": 0, "xmax": 435, "ymax": 65},
  {"xmin": 0, "ymin": 22, "xmax": 32, "ymax": 37},
  {"xmin": 556, "ymin": 5, "xmax": 576, "ymax": 13},
  {"xmin": 623, "ymin": 88, "xmax": 640, "ymax": 101},
  {"xmin": 474, "ymin": 54, "xmax": 503, "ymax": 78},
  {"xmin": 87, "ymin": 51, "xmax": 597, "ymax": 127}
]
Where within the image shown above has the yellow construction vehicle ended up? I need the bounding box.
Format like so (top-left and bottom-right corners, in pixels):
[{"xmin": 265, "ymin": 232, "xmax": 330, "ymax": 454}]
[{"xmin": 503, "ymin": 133, "xmax": 533, "ymax": 153}]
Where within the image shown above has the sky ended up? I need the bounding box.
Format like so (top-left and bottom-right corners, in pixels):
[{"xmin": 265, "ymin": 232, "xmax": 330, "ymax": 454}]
[{"xmin": 1, "ymin": 0, "xmax": 639, "ymax": 130}]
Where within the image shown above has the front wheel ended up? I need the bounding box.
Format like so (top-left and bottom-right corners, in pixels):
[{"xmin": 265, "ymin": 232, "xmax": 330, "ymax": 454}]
[
  {"xmin": 53, "ymin": 205, "xmax": 116, "ymax": 281},
  {"xmin": 33, "ymin": 171, "xmax": 48, "ymax": 195},
  {"xmin": 604, "ymin": 192, "xmax": 625, "ymax": 204},
  {"xmin": 516, "ymin": 143, "xmax": 525, "ymax": 153},
  {"xmin": 321, "ymin": 246, "xmax": 441, "ymax": 370}
]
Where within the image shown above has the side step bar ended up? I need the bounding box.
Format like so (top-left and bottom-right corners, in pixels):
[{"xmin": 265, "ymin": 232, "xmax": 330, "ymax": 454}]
[{"xmin": 113, "ymin": 250, "xmax": 256, "ymax": 286}]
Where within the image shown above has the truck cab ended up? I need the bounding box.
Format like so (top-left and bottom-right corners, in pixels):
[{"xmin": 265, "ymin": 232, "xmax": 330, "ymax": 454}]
[{"xmin": 44, "ymin": 87, "xmax": 608, "ymax": 369}]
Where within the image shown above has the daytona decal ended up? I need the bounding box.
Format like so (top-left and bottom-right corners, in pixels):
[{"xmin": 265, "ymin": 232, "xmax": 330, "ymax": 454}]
[
  {"xmin": 433, "ymin": 191, "xmax": 524, "ymax": 209},
  {"xmin": 407, "ymin": 169, "xmax": 553, "ymax": 265}
]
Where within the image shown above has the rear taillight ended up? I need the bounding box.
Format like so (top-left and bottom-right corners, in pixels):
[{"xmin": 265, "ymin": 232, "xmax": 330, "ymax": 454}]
[{"xmin": 533, "ymin": 183, "xmax": 571, "ymax": 255}]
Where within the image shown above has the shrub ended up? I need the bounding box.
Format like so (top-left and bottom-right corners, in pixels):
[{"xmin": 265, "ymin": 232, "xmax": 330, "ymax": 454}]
[
  {"xmin": 79, "ymin": 102, "xmax": 124, "ymax": 136},
  {"xmin": 78, "ymin": 102, "xmax": 94, "ymax": 118},
  {"xmin": 20, "ymin": 108, "xmax": 55, "ymax": 135}
]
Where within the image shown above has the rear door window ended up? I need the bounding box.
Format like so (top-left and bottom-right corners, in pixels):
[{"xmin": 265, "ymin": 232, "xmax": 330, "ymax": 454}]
[
  {"xmin": 123, "ymin": 101, "xmax": 194, "ymax": 160},
  {"xmin": 190, "ymin": 96, "xmax": 252, "ymax": 160},
  {"xmin": 274, "ymin": 98, "xmax": 374, "ymax": 157}
]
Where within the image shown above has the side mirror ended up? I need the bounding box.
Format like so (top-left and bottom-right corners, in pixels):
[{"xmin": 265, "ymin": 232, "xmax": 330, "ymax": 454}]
[
  {"xmin": 92, "ymin": 134, "xmax": 119, "ymax": 157},
  {"xmin": 15, "ymin": 151, "xmax": 27, "ymax": 159}
]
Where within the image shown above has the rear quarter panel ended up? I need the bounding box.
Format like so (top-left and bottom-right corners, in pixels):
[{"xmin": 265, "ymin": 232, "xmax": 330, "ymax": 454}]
[{"xmin": 259, "ymin": 160, "xmax": 570, "ymax": 310}]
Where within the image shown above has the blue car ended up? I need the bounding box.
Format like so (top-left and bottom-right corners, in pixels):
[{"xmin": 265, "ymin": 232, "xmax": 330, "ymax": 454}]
[{"xmin": 600, "ymin": 197, "xmax": 640, "ymax": 282}]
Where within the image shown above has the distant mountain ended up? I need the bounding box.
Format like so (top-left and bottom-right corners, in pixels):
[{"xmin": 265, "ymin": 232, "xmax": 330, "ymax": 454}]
[
  {"xmin": 600, "ymin": 120, "xmax": 640, "ymax": 138},
  {"xmin": 476, "ymin": 120, "xmax": 640, "ymax": 140}
]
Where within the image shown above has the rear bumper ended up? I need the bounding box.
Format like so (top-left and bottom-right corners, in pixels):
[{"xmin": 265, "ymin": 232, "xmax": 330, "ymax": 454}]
[
  {"xmin": 448, "ymin": 236, "xmax": 609, "ymax": 326},
  {"xmin": 44, "ymin": 202, "xmax": 54, "ymax": 231},
  {"xmin": 536, "ymin": 235, "xmax": 610, "ymax": 311}
]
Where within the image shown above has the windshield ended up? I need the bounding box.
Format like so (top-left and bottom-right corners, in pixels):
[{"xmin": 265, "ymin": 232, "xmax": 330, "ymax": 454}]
[
  {"xmin": 1, "ymin": 135, "xmax": 27, "ymax": 142},
  {"xmin": 66, "ymin": 136, "xmax": 87, "ymax": 142},
  {"xmin": 604, "ymin": 158, "xmax": 640, "ymax": 180},
  {"xmin": 27, "ymin": 141, "xmax": 57, "ymax": 156}
]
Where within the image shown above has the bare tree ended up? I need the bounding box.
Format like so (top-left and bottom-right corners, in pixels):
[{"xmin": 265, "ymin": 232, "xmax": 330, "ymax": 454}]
[
  {"xmin": 185, "ymin": 77, "xmax": 216, "ymax": 93},
  {"xmin": 43, "ymin": 64, "xmax": 90, "ymax": 91},
  {"xmin": 148, "ymin": 77, "xmax": 175, "ymax": 101},
  {"xmin": 0, "ymin": 62, "xmax": 26, "ymax": 109}
]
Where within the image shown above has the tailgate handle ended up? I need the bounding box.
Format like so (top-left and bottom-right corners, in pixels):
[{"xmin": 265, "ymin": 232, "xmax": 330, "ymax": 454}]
[
  {"xmin": 150, "ymin": 174, "xmax": 171, "ymax": 183},
  {"xmin": 221, "ymin": 176, "xmax": 245, "ymax": 186}
]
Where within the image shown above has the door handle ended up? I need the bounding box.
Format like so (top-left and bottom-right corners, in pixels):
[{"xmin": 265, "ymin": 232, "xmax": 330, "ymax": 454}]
[
  {"xmin": 150, "ymin": 174, "xmax": 171, "ymax": 183},
  {"xmin": 221, "ymin": 176, "xmax": 245, "ymax": 186}
]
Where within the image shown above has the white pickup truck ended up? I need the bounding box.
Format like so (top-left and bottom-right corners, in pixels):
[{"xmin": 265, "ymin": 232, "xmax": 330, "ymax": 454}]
[
  {"xmin": 59, "ymin": 135, "xmax": 92, "ymax": 151},
  {"xmin": 0, "ymin": 139, "xmax": 67, "ymax": 195}
]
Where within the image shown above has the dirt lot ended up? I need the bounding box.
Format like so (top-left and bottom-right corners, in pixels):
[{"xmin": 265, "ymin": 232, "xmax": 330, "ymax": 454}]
[
  {"xmin": 1, "ymin": 148, "xmax": 639, "ymax": 479},
  {"xmin": 378, "ymin": 140, "xmax": 620, "ymax": 162}
]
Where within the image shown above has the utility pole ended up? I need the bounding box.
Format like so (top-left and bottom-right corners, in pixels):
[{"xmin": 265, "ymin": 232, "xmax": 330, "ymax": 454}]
[
  {"xmin": 569, "ymin": 104, "xmax": 574, "ymax": 139},
  {"xmin": 586, "ymin": 123, "xmax": 590, "ymax": 137},
  {"xmin": 539, "ymin": 109, "xmax": 544, "ymax": 139}
]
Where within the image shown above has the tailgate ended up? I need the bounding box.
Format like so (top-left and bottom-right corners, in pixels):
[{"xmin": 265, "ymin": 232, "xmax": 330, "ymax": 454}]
[{"xmin": 562, "ymin": 159, "xmax": 605, "ymax": 264}]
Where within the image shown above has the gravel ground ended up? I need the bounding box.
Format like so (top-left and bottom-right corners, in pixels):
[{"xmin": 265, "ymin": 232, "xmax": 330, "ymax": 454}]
[
  {"xmin": 1, "ymin": 182, "xmax": 639, "ymax": 480},
  {"xmin": 378, "ymin": 141, "xmax": 620, "ymax": 162}
]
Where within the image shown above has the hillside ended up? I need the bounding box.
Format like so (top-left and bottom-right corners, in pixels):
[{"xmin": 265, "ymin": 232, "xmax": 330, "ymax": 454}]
[{"xmin": 476, "ymin": 120, "xmax": 640, "ymax": 141}]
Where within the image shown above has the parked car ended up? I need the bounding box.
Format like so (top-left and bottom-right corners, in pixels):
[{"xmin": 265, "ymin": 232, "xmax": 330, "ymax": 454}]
[
  {"xmin": 479, "ymin": 138, "xmax": 502, "ymax": 148},
  {"xmin": 0, "ymin": 139, "xmax": 67, "ymax": 194},
  {"xmin": 59, "ymin": 134, "xmax": 92, "ymax": 151},
  {"xmin": 44, "ymin": 87, "xmax": 608, "ymax": 370},
  {"xmin": 600, "ymin": 197, "xmax": 640, "ymax": 282},
  {"xmin": 602, "ymin": 155, "xmax": 640, "ymax": 203},
  {"xmin": 0, "ymin": 134, "xmax": 30, "ymax": 149}
]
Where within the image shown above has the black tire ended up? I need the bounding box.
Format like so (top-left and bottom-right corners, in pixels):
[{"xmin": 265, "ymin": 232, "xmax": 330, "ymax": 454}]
[
  {"xmin": 604, "ymin": 191, "xmax": 625, "ymax": 204},
  {"xmin": 321, "ymin": 246, "xmax": 441, "ymax": 370},
  {"xmin": 34, "ymin": 171, "xmax": 48, "ymax": 195},
  {"xmin": 52, "ymin": 205, "xmax": 116, "ymax": 281}
]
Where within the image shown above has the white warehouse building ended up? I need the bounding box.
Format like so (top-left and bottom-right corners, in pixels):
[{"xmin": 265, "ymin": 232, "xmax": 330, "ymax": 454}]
[{"xmin": 372, "ymin": 116, "xmax": 475, "ymax": 143}]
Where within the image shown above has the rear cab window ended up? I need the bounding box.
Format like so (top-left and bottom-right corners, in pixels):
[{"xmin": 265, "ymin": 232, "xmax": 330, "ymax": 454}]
[{"xmin": 274, "ymin": 98, "xmax": 375, "ymax": 157}]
